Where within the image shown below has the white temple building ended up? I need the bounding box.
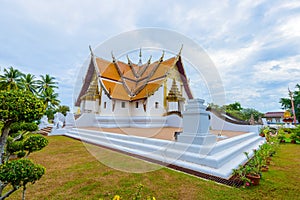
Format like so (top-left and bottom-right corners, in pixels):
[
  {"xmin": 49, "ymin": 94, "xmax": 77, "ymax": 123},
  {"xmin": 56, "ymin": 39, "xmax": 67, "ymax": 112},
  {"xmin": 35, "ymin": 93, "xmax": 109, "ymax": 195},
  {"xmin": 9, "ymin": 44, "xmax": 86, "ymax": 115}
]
[
  {"xmin": 62, "ymin": 47, "xmax": 265, "ymax": 181},
  {"xmin": 75, "ymin": 47, "xmax": 193, "ymax": 127}
]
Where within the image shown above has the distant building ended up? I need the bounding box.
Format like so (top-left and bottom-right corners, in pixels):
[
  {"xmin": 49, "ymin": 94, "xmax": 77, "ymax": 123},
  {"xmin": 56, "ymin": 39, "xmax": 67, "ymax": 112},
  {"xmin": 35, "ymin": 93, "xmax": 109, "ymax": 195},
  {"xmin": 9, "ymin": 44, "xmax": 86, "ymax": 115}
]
[{"xmin": 264, "ymin": 112, "xmax": 284, "ymax": 123}]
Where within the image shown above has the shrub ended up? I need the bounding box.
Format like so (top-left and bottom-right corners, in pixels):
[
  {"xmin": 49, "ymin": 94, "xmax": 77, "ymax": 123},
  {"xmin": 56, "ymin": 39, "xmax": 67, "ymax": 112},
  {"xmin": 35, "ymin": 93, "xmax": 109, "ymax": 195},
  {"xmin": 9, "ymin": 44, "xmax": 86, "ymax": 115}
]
[
  {"xmin": 6, "ymin": 137, "xmax": 23, "ymax": 155},
  {"xmin": 10, "ymin": 122, "xmax": 38, "ymax": 133},
  {"xmin": 23, "ymin": 135, "xmax": 48, "ymax": 154},
  {"xmin": 21, "ymin": 122, "xmax": 38, "ymax": 132},
  {"xmin": 0, "ymin": 159, "xmax": 45, "ymax": 188},
  {"xmin": 9, "ymin": 122, "xmax": 22, "ymax": 133}
]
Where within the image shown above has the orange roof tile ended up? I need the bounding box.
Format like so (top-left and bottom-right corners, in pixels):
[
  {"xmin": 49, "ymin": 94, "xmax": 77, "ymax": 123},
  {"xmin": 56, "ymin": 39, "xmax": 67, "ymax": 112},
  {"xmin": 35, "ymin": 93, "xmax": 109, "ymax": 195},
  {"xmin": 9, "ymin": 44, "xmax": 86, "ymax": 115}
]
[
  {"xmin": 95, "ymin": 55, "xmax": 173, "ymax": 101},
  {"xmin": 75, "ymin": 50, "xmax": 193, "ymax": 103},
  {"xmin": 76, "ymin": 49, "xmax": 194, "ymax": 106}
]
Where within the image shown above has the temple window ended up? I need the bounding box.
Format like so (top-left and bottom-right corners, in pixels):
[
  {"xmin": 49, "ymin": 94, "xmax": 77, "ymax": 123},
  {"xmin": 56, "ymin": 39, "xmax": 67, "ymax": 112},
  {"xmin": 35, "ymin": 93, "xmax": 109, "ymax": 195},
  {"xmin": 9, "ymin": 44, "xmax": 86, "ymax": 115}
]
[
  {"xmin": 155, "ymin": 102, "xmax": 159, "ymax": 109},
  {"xmin": 136, "ymin": 102, "xmax": 139, "ymax": 108},
  {"xmin": 121, "ymin": 102, "xmax": 126, "ymax": 108},
  {"xmin": 104, "ymin": 102, "xmax": 107, "ymax": 109}
]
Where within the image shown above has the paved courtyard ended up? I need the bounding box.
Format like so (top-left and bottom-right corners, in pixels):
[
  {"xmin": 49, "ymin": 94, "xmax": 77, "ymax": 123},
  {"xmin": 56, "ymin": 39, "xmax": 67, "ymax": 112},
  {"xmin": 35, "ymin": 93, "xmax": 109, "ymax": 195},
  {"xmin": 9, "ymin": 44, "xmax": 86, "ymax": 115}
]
[{"xmin": 84, "ymin": 127, "xmax": 247, "ymax": 141}]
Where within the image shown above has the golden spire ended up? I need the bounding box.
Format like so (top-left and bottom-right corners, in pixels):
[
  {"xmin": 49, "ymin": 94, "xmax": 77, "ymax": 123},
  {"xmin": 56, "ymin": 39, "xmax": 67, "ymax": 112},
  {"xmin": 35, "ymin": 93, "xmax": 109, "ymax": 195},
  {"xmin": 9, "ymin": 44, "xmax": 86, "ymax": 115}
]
[{"xmin": 166, "ymin": 79, "xmax": 185, "ymax": 102}]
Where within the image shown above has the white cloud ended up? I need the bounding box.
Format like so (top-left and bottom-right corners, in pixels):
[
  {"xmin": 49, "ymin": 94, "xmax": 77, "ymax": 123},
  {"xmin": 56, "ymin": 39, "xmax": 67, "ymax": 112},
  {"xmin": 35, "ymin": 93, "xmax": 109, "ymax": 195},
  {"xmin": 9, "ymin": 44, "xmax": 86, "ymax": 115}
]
[
  {"xmin": 252, "ymin": 55, "xmax": 300, "ymax": 84},
  {"xmin": 278, "ymin": 15, "xmax": 300, "ymax": 38},
  {"xmin": 1, "ymin": 0, "xmax": 300, "ymax": 112}
]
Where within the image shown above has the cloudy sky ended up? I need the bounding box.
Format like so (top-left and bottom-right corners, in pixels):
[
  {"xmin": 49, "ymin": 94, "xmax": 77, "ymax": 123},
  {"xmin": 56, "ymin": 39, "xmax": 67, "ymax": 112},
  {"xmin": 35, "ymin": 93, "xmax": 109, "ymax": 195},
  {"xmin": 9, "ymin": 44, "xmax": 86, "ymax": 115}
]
[{"xmin": 1, "ymin": 0, "xmax": 299, "ymax": 112}]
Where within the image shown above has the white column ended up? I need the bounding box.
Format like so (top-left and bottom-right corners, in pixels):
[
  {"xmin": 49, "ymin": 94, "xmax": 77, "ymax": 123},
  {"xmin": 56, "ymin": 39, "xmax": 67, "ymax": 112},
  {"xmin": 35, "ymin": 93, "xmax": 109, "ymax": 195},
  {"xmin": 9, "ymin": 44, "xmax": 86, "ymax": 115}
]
[{"xmin": 177, "ymin": 99, "xmax": 216, "ymax": 145}]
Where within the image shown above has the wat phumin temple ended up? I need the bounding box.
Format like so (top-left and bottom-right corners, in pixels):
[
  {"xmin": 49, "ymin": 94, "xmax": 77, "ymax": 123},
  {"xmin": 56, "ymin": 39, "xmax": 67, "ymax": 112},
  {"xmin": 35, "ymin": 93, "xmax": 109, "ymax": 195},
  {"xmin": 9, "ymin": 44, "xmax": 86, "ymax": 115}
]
[
  {"xmin": 60, "ymin": 47, "xmax": 265, "ymax": 182},
  {"xmin": 75, "ymin": 47, "xmax": 193, "ymax": 127}
]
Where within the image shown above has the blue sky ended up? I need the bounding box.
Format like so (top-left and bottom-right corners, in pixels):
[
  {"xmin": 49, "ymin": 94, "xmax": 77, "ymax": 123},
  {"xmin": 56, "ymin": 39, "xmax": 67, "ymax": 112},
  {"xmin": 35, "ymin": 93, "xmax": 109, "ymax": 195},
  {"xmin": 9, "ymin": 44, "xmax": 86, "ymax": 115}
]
[{"xmin": 0, "ymin": 0, "xmax": 299, "ymax": 112}]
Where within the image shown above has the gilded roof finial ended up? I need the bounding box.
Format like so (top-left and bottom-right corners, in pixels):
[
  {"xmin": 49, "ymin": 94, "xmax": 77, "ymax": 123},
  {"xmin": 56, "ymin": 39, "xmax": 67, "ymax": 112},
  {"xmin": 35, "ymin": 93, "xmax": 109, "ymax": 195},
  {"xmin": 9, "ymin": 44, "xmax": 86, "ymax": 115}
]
[
  {"xmin": 178, "ymin": 44, "xmax": 183, "ymax": 56},
  {"xmin": 160, "ymin": 50, "xmax": 165, "ymax": 62},
  {"xmin": 138, "ymin": 48, "xmax": 143, "ymax": 67},
  {"xmin": 147, "ymin": 55, "xmax": 152, "ymax": 64},
  {"xmin": 111, "ymin": 51, "xmax": 116, "ymax": 63},
  {"xmin": 126, "ymin": 55, "xmax": 131, "ymax": 64},
  {"xmin": 139, "ymin": 48, "xmax": 142, "ymax": 58},
  {"xmin": 89, "ymin": 45, "xmax": 94, "ymax": 57}
]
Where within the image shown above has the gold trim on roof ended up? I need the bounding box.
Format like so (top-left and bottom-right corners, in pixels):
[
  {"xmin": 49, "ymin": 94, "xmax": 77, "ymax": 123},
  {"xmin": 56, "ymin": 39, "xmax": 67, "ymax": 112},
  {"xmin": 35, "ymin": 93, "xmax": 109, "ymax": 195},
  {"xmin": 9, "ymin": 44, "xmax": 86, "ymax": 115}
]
[{"xmin": 93, "ymin": 51, "xmax": 178, "ymax": 101}]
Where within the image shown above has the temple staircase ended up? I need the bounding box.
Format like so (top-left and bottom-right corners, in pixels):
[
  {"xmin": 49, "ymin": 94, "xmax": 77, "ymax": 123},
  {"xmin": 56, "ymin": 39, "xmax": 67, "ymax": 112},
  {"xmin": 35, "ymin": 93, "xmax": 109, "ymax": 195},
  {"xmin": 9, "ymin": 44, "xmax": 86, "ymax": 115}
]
[{"xmin": 37, "ymin": 126, "xmax": 53, "ymax": 136}]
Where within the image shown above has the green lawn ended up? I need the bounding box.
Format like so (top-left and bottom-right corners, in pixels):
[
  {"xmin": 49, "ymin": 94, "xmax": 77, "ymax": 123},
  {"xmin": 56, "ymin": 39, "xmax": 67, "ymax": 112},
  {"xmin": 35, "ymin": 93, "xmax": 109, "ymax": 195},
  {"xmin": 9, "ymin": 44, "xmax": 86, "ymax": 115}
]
[{"xmin": 8, "ymin": 136, "xmax": 300, "ymax": 200}]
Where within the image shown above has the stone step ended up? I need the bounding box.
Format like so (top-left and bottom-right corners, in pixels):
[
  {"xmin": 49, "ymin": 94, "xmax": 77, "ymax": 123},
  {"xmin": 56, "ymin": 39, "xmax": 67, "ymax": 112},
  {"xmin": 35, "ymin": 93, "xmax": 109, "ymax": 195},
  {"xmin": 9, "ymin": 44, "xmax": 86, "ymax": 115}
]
[
  {"xmin": 69, "ymin": 128, "xmax": 170, "ymax": 146},
  {"xmin": 65, "ymin": 128, "xmax": 264, "ymax": 172},
  {"xmin": 37, "ymin": 126, "xmax": 53, "ymax": 136},
  {"xmin": 208, "ymin": 132, "xmax": 258, "ymax": 155},
  {"xmin": 148, "ymin": 134, "xmax": 262, "ymax": 169},
  {"xmin": 66, "ymin": 129, "xmax": 170, "ymax": 153},
  {"xmin": 212, "ymin": 136, "xmax": 263, "ymax": 168}
]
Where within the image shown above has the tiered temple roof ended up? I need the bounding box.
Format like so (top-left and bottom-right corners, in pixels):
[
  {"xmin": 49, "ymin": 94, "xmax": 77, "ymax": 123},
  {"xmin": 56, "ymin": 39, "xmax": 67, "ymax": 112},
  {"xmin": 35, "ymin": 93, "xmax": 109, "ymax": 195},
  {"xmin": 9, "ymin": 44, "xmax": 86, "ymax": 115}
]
[{"xmin": 75, "ymin": 48, "xmax": 193, "ymax": 106}]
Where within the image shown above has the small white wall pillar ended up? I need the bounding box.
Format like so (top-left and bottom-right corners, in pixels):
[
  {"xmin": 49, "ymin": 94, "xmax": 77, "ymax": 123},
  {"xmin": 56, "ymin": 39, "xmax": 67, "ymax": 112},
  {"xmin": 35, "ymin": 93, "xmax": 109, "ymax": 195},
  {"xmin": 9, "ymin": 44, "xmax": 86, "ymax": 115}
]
[{"xmin": 177, "ymin": 99, "xmax": 216, "ymax": 145}]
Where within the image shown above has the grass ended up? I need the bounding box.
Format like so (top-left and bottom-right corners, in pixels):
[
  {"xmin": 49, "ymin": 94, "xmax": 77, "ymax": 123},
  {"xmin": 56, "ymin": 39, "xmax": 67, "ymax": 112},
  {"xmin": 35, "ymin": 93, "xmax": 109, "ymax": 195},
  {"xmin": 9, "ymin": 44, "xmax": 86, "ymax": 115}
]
[{"xmin": 7, "ymin": 136, "xmax": 300, "ymax": 200}]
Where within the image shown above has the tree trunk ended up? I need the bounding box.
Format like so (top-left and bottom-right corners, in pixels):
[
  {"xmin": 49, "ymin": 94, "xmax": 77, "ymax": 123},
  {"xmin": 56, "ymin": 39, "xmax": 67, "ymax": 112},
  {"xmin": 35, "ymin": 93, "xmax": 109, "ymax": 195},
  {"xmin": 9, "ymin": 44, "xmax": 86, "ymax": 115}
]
[
  {"xmin": 0, "ymin": 182, "xmax": 3, "ymax": 197},
  {"xmin": 0, "ymin": 123, "xmax": 12, "ymax": 197},
  {"xmin": 22, "ymin": 185, "xmax": 26, "ymax": 200},
  {"xmin": 0, "ymin": 125, "xmax": 10, "ymax": 165}
]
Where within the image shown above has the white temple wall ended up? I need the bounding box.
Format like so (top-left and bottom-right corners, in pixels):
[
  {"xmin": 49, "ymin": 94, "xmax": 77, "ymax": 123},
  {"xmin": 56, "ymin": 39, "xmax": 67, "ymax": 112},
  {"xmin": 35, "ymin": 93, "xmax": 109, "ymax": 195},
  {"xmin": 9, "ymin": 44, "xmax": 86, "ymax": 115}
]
[
  {"xmin": 129, "ymin": 100, "xmax": 145, "ymax": 116},
  {"xmin": 146, "ymin": 86, "xmax": 165, "ymax": 116},
  {"xmin": 210, "ymin": 112, "xmax": 262, "ymax": 133},
  {"xmin": 100, "ymin": 91, "xmax": 113, "ymax": 116},
  {"xmin": 113, "ymin": 101, "xmax": 131, "ymax": 116},
  {"xmin": 81, "ymin": 100, "xmax": 99, "ymax": 113}
]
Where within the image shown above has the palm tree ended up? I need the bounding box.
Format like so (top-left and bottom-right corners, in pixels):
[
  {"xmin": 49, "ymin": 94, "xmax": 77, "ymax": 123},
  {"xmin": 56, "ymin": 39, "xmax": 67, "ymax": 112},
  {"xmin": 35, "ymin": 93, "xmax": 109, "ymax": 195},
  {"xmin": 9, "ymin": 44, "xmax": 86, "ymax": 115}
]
[
  {"xmin": 20, "ymin": 73, "xmax": 38, "ymax": 94},
  {"xmin": 39, "ymin": 88, "xmax": 60, "ymax": 110},
  {"xmin": 37, "ymin": 74, "xmax": 58, "ymax": 93},
  {"xmin": 279, "ymin": 98, "xmax": 291, "ymax": 110},
  {"xmin": 0, "ymin": 66, "xmax": 24, "ymax": 90}
]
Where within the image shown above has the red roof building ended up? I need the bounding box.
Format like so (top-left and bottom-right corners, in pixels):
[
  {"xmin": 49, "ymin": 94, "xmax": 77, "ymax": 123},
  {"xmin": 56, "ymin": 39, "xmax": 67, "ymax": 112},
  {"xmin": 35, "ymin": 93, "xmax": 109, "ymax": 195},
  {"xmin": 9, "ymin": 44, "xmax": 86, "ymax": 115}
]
[{"xmin": 264, "ymin": 112, "xmax": 284, "ymax": 123}]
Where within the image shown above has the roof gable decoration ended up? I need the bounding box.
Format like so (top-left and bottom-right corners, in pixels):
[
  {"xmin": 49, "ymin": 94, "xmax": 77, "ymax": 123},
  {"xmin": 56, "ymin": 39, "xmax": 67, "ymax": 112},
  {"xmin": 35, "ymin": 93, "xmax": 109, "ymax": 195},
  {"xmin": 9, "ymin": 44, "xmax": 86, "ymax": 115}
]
[{"xmin": 76, "ymin": 47, "xmax": 194, "ymax": 105}]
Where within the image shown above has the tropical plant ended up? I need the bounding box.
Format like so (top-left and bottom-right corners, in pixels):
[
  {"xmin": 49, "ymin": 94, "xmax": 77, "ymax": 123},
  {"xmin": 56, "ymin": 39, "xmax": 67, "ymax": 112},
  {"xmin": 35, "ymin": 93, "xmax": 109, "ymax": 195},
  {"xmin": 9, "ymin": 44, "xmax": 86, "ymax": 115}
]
[
  {"xmin": 277, "ymin": 129, "xmax": 286, "ymax": 142},
  {"xmin": 231, "ymin": 138, "xmax": 280, "ymax": 187},
  {"xmin": 20, "ymin": 74, "xmax": 38, "ymax": 94},
  {"xmin": 0, "ymin": 66, "xmax": 24, "ymax": 90},
  {"xmin": 39, "ymin": 88, "xmax": 60, "ymax": 110},
  {"xmin": 56, "ymin": 105, "xmax": 70, "ymax": 116},
  {"xmin": 244, "ymin": 152, "xmax": 262, "ymax": 176},
  {"xmin": 280, "ymin": 84, "xmax": 300, "ymax": 123},
  {"xmin": 232, "ymin": 151, "xmax": 262, "ymax": 187},
  {"xmin": 37, "ymin": 74, "xmax": 58, "ymax": 93}
]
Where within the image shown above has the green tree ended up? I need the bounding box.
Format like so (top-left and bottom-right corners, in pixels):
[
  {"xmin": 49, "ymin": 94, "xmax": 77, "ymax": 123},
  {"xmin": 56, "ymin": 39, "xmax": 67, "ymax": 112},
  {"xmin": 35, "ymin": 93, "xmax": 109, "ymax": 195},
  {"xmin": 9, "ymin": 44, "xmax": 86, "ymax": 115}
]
[
  {"xmin": 39, "ymin": 88, "xmax": 60, "ymax": 110},
  {"xmin": 37, "ymin": 74, "xmax": 58, "ymax": 93},
  {"xmin": 56, "ymin": 105, "xmax": 70, "ymax": 116},
  {"xmin": 242, "ymin": 108, "xmax": 264, "ymax": 121},
  {"xmin": 225, "ymin": 102, "xmax": 242, "ymax": 111},
  {"xmin": 280, "ymin": 84, "xmax": 300, "ymax": 123},
  {"xmin": 0, "ymin": 90, "xmax": 45, "ymax": 199},
  {"xmin": 0, "ymin": 90, "xmax": 44, "ymax": 162},
  {"xmin": 279, "ymin": 98, "xmax": 291, "ymax": 110},
  {"xmin": 0, "ymin": 67, "xmax": 24, "ymax": 90},
  {"xmin": 0, "ymin": 159, "xmax": 45, "ymax": 200},
  {"xmin": 20, "ymin": 74, "xmax": 38, "ymax": 95}
]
